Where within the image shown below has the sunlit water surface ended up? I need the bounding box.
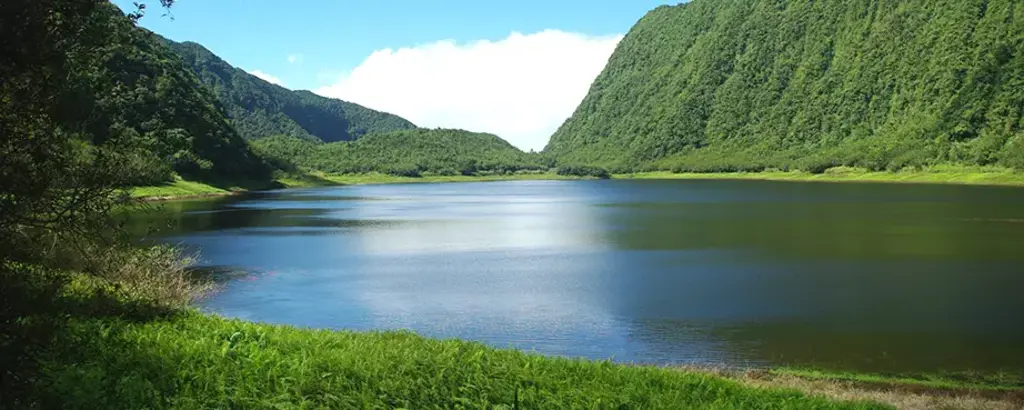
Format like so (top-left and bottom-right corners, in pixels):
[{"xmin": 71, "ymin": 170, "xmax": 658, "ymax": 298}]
[{"xmin": 133, "ymin": 180, "xmax": 1024, "ymax": 373}]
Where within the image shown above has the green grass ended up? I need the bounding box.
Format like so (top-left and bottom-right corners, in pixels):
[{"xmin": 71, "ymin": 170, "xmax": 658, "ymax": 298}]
[
  {"xmin": 130, "ymin": 177, "xmax": 236, "ymax": 199},
  {"xmin": 39, "ymin": 314, "xmax": 887, "ymax": 409},
  {"xmin": 618, "ymin": 165, "xmax": 1024, "ymax": 187}
]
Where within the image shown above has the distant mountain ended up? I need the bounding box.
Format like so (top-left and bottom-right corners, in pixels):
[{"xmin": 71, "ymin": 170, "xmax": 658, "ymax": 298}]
[
  {"xmin": 546, "ymin": 0, "xmax": 1024, "ymax": 172},
  {"xmin": 165, "ymin": 40, "xmax": 416, "ymax": 142},
  {"xmin": 252, "ymin": 129, "xmax": 544, "ymax": 176}
]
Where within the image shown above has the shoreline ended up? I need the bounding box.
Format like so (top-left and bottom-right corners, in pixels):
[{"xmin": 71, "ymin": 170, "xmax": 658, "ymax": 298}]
[
  {"xmin": 619, "ymin": 167, "xmax": 1024, "ymax": 187},
  {"xmin": 138, "ymin": 191, "xmax": 244, "ymax": 202},
  {"xmin": 132, "ymin": 167, "xmax": 1024, "ymax": 201}
]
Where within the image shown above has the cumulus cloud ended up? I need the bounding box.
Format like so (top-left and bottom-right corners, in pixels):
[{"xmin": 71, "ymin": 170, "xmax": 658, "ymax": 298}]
[
  {"xmin": 248, "ymin": 69, "xmax": 284, "ymax": 87},
  {"xmin": 287, "ymin": 54, "xmax": 304, "ymax": 64},
  {"xmin": 313, "ymin": 30, "xmax": 622, "ymax": 151}
]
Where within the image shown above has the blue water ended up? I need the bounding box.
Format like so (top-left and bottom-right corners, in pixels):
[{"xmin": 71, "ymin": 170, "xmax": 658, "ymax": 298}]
[{"xmin": 139, "ymin": 179, "xmax": 1024, "ymax": 373}]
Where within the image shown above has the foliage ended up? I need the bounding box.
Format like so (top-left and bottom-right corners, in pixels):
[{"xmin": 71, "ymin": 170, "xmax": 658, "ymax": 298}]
[
  {"xmin": 1, "ymin": 0, "xmax": 130, "ymax": 263},
  {"xmin": 0, "ymin": 0, "xmax": 275, "ymax": 259},
  {"xmin": 546, "ymin": 0, "xmax": 1024, "ymax": 173},
  {"xmin": 622, "ymin": 165, "xmax": 1024, "ymax": 186},
  {"xmin": 166, "ymin": 40, "xmax": 417, "ymax": 142},
  {"xmin": 252, "ymin": 129, "xmax": 547, "ymax": 176},
  {"xmin": 82, "ymin": 8, "xmax": 272, "ymax": 183},
  {"xmin": 556, "ymin": 165, "xmax": 611, "ymax": 179}
]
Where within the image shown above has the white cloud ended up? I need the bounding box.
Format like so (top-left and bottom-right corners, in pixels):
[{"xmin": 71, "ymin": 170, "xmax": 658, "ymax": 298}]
[
  {"xmin": 287, "ymin": 54, "xmax": 304, "ymax": 64},
  {"xmin": 248, "ymin": 69, "xmax": 284, "ymax": 87},
  {"xmin": 313, "ymin": 30, "xmax": 623, "ymax": 151}
]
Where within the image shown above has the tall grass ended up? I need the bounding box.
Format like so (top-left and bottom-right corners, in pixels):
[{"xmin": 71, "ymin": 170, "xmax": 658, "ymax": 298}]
[{"xmin": 36, "ymin": 307, "xmax": 889, "ymax": 409}]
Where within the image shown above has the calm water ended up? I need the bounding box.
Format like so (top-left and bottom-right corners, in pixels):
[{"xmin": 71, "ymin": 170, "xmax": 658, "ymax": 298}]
[{"xmin": 135, "ymin": 180, "xmax": 1024, "ymax": 373}]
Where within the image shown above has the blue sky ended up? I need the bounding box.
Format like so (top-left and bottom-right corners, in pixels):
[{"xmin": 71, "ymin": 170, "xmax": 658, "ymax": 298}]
[{"xmin": 116, "ymin": 0, "xmax": 680, "ymax": 150}]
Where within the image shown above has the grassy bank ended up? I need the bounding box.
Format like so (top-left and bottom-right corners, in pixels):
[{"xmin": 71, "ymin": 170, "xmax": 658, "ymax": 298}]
[
  {"xmin": 130, "ymin": 177, "xmax": 239, "ymax": 200},
  {"xmin": 132, "ymin": 165, "xmax": 1024, "ymax": 201},
  {"xmin": 132, "ymin": 172, "xmax": 591, "ymax": 200},
  {"xmin": 771, "ymin": 368, "xmax": 1024, "ymax": 393},
  {"xmin": 739, "ymin": 370, "xmax": 1023, "ymax": 410},
  {"xmin": 3, "ymin": 270, "xmax": 885, "ymax": 409},
  {"xmin": 619, "ymin": 166, "xmax": 1024, "ymax": 187},
  {"xmin": 46, "ymin": 314, "xmax": 886, "ymax": 409}
]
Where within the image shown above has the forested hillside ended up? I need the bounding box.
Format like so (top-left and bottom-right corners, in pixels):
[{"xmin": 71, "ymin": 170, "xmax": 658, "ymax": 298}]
[
  {"xmin": 166, "ymin": 40, "xmax": 417, "ymax": 142},
  {"xmin": 2, "ymin": 1, "xmax": 271, "ymax": 188},
  {"xmin": 253, "ymin": 129, "xmax": 546, "ymax": 177},
  {"xmin": 546, "ymin": 0, "xmax": 1024, "ymax": 173}
]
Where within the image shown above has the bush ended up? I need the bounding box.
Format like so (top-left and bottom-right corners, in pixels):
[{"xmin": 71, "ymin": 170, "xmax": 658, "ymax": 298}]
[
  {"xmin": 556, "ymin": 165, "xmax": 611, "ymax": 179},
  {"xmin": 119, "ymin": 151, "xmax": 174, "ymax": 186},
  {"xmin": 385, "ymin": 165, "xmax": 422, "ymax": 178},
  {"xmin": 800, "ymin": 158, "xmax": 839, "ymax": 174},
  {"xmin": 86, "ymin": 245, "xmax": 215, "ymax": 308},
  {"xmin": 172, "ymin": 150, "xmax": 214, "ymax": 178}
]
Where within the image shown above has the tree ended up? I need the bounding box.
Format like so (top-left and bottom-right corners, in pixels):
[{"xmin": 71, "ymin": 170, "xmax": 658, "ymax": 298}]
[{"xmin": 0, "ymin": 0, "xmax": 174, "ymax": 262}]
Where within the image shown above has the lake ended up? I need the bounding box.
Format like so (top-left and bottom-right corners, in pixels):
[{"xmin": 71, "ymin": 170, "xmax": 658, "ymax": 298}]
[{"xmin": 135, "ymin": 179, "xmax": 1024, "ymax": 374}]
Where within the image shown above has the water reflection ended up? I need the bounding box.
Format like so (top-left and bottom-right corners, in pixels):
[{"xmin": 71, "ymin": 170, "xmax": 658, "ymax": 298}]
[{"xmin": 130, "ymin": 180, "xmax": 1024, "ymax": 373}]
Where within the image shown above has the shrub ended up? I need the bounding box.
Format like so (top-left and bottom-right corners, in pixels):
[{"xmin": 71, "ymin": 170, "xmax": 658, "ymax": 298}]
[
  {"xmin": 86, "ymin": 245, "xmax": 215, "ymax": 308},
  {"xmin": 385, "ymin": 165, "xmax": 422, "ymax": 178},
  {"xmin": 172, "ymin": 150, "xmax": 214, "ymax": 178},
  {"xmin": 556, "ymin": 165, "xmax": 611, "ymax": 179},
  {"xmin": 801, "ymin": 158, "xmax": 839, "ymax": 174}
]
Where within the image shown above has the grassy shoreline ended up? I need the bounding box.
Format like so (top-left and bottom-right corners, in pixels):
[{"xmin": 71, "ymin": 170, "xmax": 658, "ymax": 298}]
[
  {"xmin": 619, "ymin": 166, "xmax": 1024, "ymax": 187},
  {"xmin": 131, "ymin": 172, "xmax": 594, "ymax": 200},
  {"xmin": 132, "ymin": 166, "xmax": 1024, "ymax": 201}
]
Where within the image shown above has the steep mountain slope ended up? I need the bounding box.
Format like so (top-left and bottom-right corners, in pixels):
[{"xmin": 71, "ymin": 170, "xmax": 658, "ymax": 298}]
[
  {"xmin": 546, "ymin": 0, "xmax": 1024, "ymax": 172},
  {"xmin": 166, "ymin": 40, "xmax": 416, "ymax": 142},
  {"xmin": 77, "ymin": 5, "xmax": 271, "ymax": 184},
  {"xmin": 253, "ymin": 129, "xmax": 544, "ymax": 176}
]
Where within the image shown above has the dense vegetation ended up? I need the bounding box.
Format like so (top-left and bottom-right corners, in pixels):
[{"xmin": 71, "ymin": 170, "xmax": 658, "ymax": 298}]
[
  {"xmin": 166, "ymin": 40, "xmax": 417, "ymax": 142},
  {"xmin": 546, "ymin": 0, "xmax": 1024, "ymax": 173},
  {"xmin": 253, "ymin": 129, "xmax": 547, "ymax": 177},
  {"xmin": 1, "ymin": 1, "xmax": 271, "ymax": 189}
]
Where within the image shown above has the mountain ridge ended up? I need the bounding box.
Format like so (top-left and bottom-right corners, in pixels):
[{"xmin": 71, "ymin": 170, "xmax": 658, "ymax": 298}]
[{"xmin": 164, "ymin": 38, "xmax": 417, "ymax": 143}]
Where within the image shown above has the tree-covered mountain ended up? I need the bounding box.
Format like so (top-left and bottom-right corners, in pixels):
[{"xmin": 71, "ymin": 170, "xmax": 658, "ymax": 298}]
[
  {"xmin": 253, "ymin": 129, "xmax": 545, "ymax": 177},
  {"xmin": 546, "ymin": 0, "xmax": 1024, "ymax": 173},
  {"xmin": 2, "ymin": 1, "xmax": 271, "ymax": 188},
  {"xmin": 165, "ymin": 40, "xmax": 416, "ymax": 142}
]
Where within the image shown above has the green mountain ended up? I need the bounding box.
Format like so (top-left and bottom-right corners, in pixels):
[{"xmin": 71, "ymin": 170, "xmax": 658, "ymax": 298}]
[
  {"xmin": 253, "ymin": 129, "xmax": 544, "ymax": 177},
  {"xmin": 165, "ymin": 40, "xmax": 417, "ymax": 142},
  {"xmin": 546, "ymin": 0, "xmax": 1024, "ymax": 173},
  {"xmin": 71, "ymin": 4, "xmax": 272, "ymax": 185}
]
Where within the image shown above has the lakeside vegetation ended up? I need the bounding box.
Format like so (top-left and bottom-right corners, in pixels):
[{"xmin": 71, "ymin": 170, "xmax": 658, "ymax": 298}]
[
  {"xmin": 130, "ymin": 177, "xmax": 235, "ymax": 199},
  {"xmin": 620, "ymin": 166, "xmax": 1024, "ymax": 187},
  {"xmin": 133, "ymin": 165, "xmax": 1024, "ymax": 201}
]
